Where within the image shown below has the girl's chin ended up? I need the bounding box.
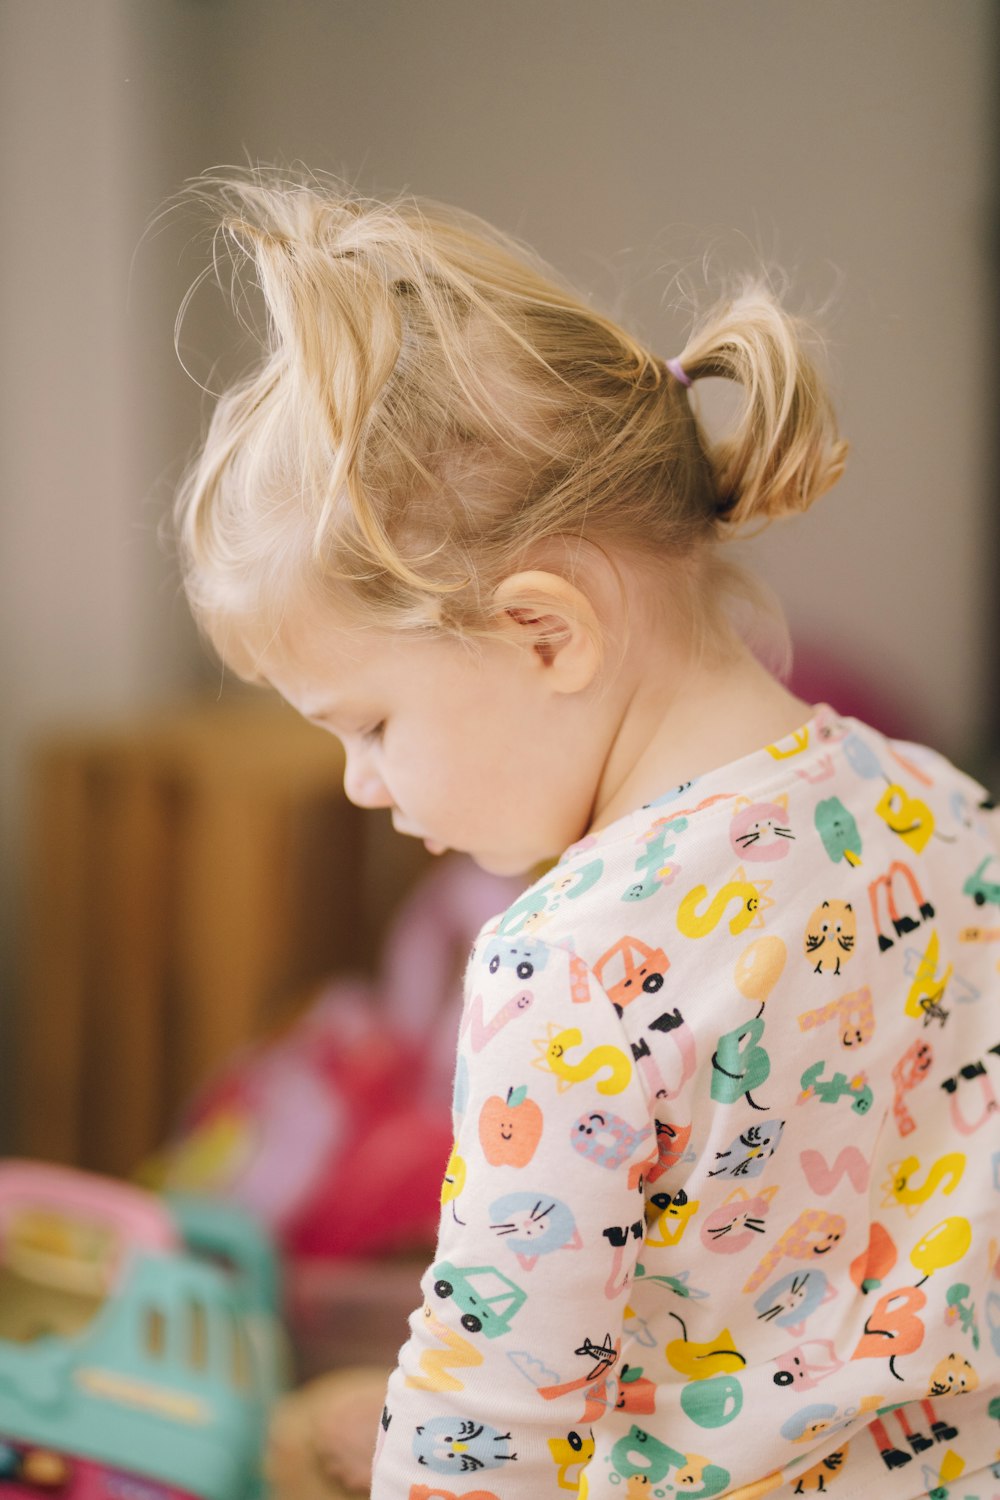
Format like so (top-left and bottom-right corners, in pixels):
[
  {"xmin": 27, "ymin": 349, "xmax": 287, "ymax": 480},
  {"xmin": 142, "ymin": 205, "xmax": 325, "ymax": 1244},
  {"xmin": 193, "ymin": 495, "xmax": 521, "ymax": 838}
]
[
  {"xmin": 420, "ymin": 829, "xmax": 551, "ymax": 878},
  {"xmin": 468, "ymin": 848, "xmax": 544, "ymax": 879}
]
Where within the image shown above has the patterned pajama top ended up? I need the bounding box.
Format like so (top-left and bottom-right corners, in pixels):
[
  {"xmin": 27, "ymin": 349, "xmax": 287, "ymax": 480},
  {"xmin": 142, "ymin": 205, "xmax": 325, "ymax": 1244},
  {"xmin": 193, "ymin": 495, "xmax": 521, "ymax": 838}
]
[{"xmin": 370, "ymin": 705, "xmax": 1000, "ymax": 1500}]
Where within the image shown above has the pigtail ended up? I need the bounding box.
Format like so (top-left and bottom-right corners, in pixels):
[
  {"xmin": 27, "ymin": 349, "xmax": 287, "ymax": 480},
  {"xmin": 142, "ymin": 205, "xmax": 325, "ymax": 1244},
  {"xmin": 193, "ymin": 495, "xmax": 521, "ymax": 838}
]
[{"xmin": 677, "ymin": 282, "xmax": 848, "ymax": 529}]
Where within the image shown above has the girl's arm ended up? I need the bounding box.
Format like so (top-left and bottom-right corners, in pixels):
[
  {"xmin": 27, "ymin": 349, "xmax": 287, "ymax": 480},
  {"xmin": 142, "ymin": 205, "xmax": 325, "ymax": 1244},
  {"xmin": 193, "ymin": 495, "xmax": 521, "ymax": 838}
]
[{"xmin": 370, "ymin": 935, "xmax": 656, "ymax": 1498}]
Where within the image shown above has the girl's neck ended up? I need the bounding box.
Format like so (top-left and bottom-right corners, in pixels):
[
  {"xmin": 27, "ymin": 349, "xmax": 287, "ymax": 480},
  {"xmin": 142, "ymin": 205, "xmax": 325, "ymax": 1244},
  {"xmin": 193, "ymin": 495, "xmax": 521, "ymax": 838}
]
[{"xmin": 588, "ymin": 639, "xmax": 813, "ymax": 834}]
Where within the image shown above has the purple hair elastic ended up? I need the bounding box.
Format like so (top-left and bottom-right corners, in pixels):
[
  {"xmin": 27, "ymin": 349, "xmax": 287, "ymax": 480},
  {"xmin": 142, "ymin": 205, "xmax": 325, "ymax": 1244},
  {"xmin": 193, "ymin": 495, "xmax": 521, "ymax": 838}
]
[{"xmin": 665, "ymin": 357, "xmax": 692, "ymax": 388}]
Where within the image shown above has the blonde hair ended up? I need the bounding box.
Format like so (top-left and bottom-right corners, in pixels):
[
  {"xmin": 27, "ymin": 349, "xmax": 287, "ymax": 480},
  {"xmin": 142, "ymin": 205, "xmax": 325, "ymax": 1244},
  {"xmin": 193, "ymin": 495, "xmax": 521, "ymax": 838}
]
[{"xmin": 174, "ymin": 167, "xmax": 847, "ymax": 670}]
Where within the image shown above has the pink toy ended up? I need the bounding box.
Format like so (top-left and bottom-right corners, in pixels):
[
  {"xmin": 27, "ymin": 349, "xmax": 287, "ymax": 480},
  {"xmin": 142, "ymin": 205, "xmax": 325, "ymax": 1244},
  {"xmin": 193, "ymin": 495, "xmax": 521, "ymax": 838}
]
[
  {"xmin": 147, "ymin": 856, "xmax": 520, "ymax": 1260},
  {"xmin": 0, "ymin": 1158, "xmax": 180, "ymax": 1275}
]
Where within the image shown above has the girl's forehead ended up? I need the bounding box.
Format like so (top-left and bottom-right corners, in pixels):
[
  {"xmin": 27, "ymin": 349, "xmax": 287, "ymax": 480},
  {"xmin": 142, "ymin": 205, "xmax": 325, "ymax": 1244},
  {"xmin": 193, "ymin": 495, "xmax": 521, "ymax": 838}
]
[
  {"xmin": 261, "ymin": 616, "xmax": 388, "ymax": 701},
  {"xmin": 269, "ymin": 596, "xmax": 395, "ymax": 665},
  {"xmin": 258, "ymin": 605, "xmax": 466, "ymax": 712}
]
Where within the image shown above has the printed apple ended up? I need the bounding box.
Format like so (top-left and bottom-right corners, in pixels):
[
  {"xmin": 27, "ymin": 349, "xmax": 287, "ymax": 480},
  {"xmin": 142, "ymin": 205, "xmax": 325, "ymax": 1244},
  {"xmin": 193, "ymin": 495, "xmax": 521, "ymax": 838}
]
[{"xmin": 479, "ymin": 1086, "xmax": 543, "ymax": 1166}]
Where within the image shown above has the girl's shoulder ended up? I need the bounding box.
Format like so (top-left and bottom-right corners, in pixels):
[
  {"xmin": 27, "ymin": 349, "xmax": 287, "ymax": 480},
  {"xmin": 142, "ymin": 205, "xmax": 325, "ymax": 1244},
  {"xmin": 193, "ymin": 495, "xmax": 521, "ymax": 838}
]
[
  {"xmin": 564, "ymin": 701, "xmax": 994, "ymax": 865},
  {"xmin": 482, "ymin": 702, "xmax": 998, "ymax": 971}
]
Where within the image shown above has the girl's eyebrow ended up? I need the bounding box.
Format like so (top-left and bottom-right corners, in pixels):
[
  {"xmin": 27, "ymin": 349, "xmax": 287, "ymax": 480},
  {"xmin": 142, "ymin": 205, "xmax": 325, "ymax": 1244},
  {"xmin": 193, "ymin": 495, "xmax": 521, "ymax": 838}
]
[
  {"xmin": 306, "ymin": 701, "xmax": 373, "ymax": 730},
  {"xmin": 296, "ymin": 698, "xmax": 347, "ymax": 725},
  {"xmin": 311, "ymin": 708, "xmax": 354, "ymax": 728}
]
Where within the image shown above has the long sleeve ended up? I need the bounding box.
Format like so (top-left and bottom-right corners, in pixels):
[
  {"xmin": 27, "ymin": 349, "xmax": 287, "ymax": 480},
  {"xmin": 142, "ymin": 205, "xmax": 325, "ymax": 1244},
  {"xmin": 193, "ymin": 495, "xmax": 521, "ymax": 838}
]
[{"xmin": 370, "ymin": 931, "xmax": 656, "ymax": 1498}]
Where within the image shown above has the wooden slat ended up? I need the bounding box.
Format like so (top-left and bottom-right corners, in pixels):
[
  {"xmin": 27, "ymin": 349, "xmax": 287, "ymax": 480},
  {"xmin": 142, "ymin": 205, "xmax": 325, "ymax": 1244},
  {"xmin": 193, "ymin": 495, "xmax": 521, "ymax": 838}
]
[
  {"xmin": 168, "ymin": 772, "xmax": 302, "ymax": 1102},
  {"xmin": 83, "ymin": 749, "xmax": 172, "ymax": 1174},
  {"xmin": 18, "ymin": 695, "xmax": 429, "ymax": 1175},
  {"xmin": 18, "ymin": 747, "xmax": 93, "ymax": 1162}
]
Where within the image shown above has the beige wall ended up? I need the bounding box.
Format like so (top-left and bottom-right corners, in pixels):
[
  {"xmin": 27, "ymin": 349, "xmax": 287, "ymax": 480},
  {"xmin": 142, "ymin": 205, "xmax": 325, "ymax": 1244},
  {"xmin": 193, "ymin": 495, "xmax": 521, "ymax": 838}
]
[
  {"xmin": 1, "ymin": 0, "xmax": 995, "ymax": 1138},
  {"xmin": 189, "ymin": 0, "xmax": 995, "ymax": 751},
  {"xmin": 0, "ymin": 0, "xmax": 212, "ymax": 1138}
]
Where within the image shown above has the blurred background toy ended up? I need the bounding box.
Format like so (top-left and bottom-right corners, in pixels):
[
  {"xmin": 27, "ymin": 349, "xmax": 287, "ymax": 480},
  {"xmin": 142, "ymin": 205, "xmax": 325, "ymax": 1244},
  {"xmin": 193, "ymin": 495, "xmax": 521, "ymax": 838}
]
[
  {"xmin": 0, "ymin": 1159, "xmax": 286, "ymax": 1499},
  {"xmin": 265, "ymin": 1365, "xmax": 390, "ymax": 1500},
  {"xmin": 139, "ymin": 856, "xmax": 521, "ymax": 1379},
  {"xmin": 141, "ymin": 856, "xmax": 519, "ymax": 1261}
]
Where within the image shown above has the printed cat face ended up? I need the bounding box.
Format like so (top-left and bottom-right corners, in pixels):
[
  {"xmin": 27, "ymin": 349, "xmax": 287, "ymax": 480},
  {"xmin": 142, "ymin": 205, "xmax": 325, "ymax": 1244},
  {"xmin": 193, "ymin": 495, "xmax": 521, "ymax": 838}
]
[
  {"xmin": 927, "ymin": 1352, "xmax": 978, "ymax": 1397},
  {"xmin": 489, "ymin": 1193, "xmax": 575, "ymax": 1250},
  {"xmin": 730, "ymin": 796, "xmax": 794, "ymax": 862},
  {"xmin": 700, "ymin": 1187, "xmax": 778, "ymax": 1254},
  {"xmin": 754, "ymin": 1269, "xmax": 831, "ymax": 1329}
]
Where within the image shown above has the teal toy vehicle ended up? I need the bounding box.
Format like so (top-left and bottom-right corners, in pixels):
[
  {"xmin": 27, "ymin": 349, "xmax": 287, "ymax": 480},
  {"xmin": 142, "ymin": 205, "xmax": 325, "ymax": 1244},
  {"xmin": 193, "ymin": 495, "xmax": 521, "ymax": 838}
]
[{"xmin": 0, "ymin": 1160, "xmax": 288, "ymax": 1499}]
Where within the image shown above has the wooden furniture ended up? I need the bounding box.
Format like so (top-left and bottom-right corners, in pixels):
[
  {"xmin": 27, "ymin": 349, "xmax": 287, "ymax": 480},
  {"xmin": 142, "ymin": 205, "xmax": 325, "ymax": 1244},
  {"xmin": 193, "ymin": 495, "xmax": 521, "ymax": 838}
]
[{"xmin": 17, "ymin": 695, "xmax": 429, "ymax": 1177}]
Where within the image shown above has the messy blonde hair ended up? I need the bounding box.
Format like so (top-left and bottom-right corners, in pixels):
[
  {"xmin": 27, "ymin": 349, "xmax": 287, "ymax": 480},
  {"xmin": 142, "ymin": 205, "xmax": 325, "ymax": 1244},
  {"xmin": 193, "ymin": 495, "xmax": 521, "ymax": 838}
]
[{"xmin": 174, "ymin": 167, "xmax": 847, "ymax": 671}]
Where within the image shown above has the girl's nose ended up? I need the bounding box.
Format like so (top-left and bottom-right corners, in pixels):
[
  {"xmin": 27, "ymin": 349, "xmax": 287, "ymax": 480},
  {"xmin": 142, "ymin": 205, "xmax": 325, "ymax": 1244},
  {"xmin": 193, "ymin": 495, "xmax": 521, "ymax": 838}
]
[{"xmin": 342, "ymin": 749, "xmax": 393, "ymax": 810}]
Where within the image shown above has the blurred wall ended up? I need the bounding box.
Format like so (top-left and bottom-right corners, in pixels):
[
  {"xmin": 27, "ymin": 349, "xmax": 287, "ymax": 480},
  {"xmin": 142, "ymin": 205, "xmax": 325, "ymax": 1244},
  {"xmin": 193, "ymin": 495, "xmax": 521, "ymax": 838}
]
[
  {"xmin": 0, "ymin": 0, "xmax": 214, "ymax": 1144},
  {"xmin": 187, "ymin": 0, "xmax": 996, "ymax": 752},
  {"xmin": 1, "ymin": 0, "xmax": 995, "ymax": 1140}
]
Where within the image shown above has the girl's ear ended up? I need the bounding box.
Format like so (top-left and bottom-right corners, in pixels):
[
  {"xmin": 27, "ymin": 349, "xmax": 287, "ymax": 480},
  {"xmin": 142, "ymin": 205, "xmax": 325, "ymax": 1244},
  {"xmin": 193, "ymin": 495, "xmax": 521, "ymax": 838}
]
[{"xmin": 491, "ymin": 570, "xmax": 602, "ymax": 694}]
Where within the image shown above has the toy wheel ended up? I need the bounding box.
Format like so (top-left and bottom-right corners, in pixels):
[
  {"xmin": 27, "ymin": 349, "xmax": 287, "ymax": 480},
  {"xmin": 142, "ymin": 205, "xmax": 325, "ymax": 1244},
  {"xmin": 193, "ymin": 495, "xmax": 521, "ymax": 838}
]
[
  {"xmin": 516, "ymin": 962, "xmax": 533, "ymax": 979},
  {"xmin": 489, "ymin": 955, "xmax": 500, "ymax": 973},
  {"xmin": 643, "ymin": 973, "xmax": 664, "ymax": 993},
  {"xmin": 434, "ymin": 1279, "xmax": 453, "ymax": 1299},
  {"xmin": 460, "ymin": 1313, "xmax": 482, "ymax": 1334},
  {"xmin": 974, "ymin": 891, "xmax": 986, "ymax": 905}
]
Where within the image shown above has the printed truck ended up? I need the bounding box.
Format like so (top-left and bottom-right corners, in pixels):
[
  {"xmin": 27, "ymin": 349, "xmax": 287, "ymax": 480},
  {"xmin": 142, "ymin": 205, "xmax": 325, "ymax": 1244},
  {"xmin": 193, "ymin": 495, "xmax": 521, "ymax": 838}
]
[
  {"xmin": 595, "ymin": 936, "xmax": 669, "ymax": 1015},
  {"xmin": 431, "ymin": 1260, "xmax": 526, "ymax": 1337},
  {"xmin": 481, "ymin": 937, "xmax": 550, "ymax": 981}
]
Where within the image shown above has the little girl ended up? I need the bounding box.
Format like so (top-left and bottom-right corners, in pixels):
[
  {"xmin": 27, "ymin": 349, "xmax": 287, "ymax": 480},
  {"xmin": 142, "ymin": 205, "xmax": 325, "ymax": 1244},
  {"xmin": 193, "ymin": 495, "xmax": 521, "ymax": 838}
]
[{"xmin": 175, "ymin": 170, "xmax": 1000, "ymax": 1499}]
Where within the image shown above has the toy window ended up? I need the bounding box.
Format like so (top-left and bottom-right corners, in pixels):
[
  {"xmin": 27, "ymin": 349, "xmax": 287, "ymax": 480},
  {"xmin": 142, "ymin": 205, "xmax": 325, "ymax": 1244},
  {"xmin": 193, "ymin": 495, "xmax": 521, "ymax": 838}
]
[
  {"xmin": 186, "ymin": 1296, "xmax": 208, "ymax": 1370},
  {"xmin": 226, "ymin": 1306, "xmax": 252, "ymax": 1390},
  {"xmin": 0, "ymin": 1207, "xmax": 113, "ymax": 1342},
  {"xmin": 143, "ymin": 1303, "xmax": 167, "ymax": 1358}
]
